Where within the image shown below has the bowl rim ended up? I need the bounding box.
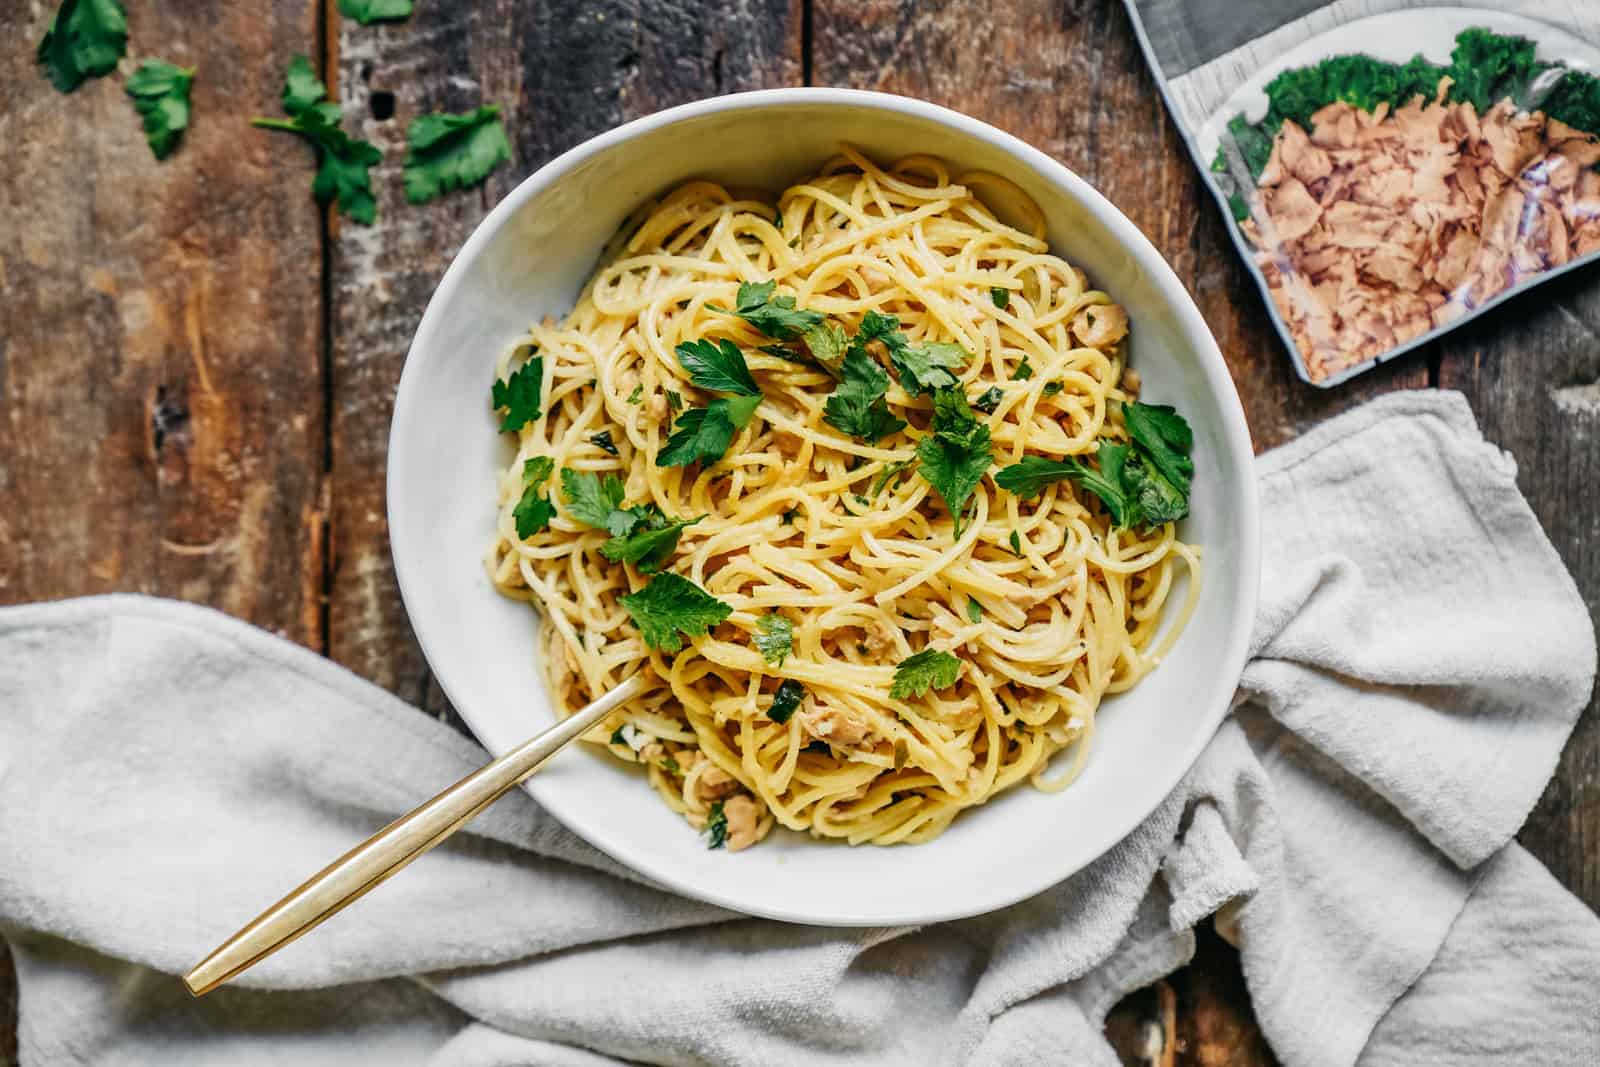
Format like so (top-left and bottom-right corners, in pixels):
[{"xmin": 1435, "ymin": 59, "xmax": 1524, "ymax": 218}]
[{"xmin": 388, "ymin": 86, "xmax": 1262, "ymax": 925}]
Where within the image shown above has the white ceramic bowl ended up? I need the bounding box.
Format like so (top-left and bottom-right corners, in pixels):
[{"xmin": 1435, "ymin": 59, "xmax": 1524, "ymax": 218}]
[{"xmin": 389, "ymin": 89, "xmax": 1260, "ymax": 926}]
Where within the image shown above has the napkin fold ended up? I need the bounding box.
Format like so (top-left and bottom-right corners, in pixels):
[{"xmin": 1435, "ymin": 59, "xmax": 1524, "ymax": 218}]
[{"xmin": 1, "ymin": 390, "xmax": 1595, "ymax": 1066}]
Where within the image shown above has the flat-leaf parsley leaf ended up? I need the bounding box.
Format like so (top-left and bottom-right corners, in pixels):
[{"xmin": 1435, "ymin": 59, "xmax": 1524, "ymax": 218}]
[
  {"xmin": 713, "ymin": 280, "xmax": 825, "ymax": 341},
  {"xmin": 253, "ymin": 56, "xmax": 382, "ymax": 224},
  {"xmin": 890, "ymin": 649, "xmax": 962, "ymax": 700},
  {"xmin": 657, "ymin": 394, "xmax": 762, "ymax": 467},
  {"xmin": 124, "ymin": 59, "xmax": 194, "ymax": 160},
  {"xmin": 755, "ymin": 613, "xmax": 794, "ymax": 666},
  {"xmin": 338, "ymin": 0, "xmax": 414, "ymax": 25},
  {"xmin": 916, "ymin": 387, "xmax": 992, "ymax": 531},
  {"xmin": 675, "ymin": 338, "xmax": 761, "ymax": 396},
  {"xmin": 768, "ymin": 678, "xmax": 805, "ymax": 723},
  {"xmin": 490, "ymin": 354, "xmax": 543, "ymax": 432},
  {"xmin": 404, "ymin": 105, "xmax": 512, "ymax": 204},
  {"xmin": 513, "ymin": 456, "xmax": 556, "ymax": 538},
  {"xmin": 704, "ymin": 800, "xmax": 728, "ymax": 848},
  {"xmin": 619, "ymin": 572, "xmax": 732, "ymax": 653},
  {"xmin": 823, "ymin": 344, "xmax": 906, "ymax": 443},
  {"xmin": 38, "ymin": 0, "xmax": 126, "ymax": 93}
]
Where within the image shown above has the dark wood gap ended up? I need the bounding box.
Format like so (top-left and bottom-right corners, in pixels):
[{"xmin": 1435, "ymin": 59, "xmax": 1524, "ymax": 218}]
[
  {"xmin": 801, "ymin": 0, "xmax": 814, "ymax": 86},
  {"xmin": 316, "ymin": 0, "xmax": 338, "ymax": 657}
]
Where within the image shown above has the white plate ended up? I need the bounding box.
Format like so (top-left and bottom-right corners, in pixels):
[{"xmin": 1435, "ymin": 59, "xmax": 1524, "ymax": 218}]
[{"xmin": 387, "ymin": 89, "xmax": 1260, "ymax": 926}]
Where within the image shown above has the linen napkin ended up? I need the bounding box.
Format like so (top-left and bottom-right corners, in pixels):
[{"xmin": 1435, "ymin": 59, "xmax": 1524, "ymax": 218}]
[{"xmin": 1, "ymin": 389, "xmax": 1595, "ymax": 1066}]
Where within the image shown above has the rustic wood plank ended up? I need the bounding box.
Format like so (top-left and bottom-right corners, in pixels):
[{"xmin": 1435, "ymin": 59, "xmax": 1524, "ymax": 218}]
[
  {"xmin": 327, "ymin": 0, "xmax": 804, "ymax": 716},
  {"xmin": 0, "ymin": 3, "xmax": 326, "ymax": 1058},
  {"xmin": 0, "ymin": 5, "xmax": 326, "ymax": 640},
  {"xmin": 1437, "ymin": 271, "xmax": 1600, "ymax": 909}
]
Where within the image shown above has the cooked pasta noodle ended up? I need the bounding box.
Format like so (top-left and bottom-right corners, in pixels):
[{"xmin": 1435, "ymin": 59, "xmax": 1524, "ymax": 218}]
[{"xmin": 487, "ymin": 147, "xmax": 1200, "ymax": 851}]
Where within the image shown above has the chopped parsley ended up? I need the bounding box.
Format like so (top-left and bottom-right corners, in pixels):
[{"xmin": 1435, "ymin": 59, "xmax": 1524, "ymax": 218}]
[
  {"xmin": 666, "ymin": 390, "xmax": 683, "ymax": 415},
  {"xmin": 561, "ymin": 469, "xmax": 701, "ymax": 572},
  {"xmin": 801, "ymin": 320, "xmax": 849, "ymax": 372},
  {"xmin": 674, "ymin": 339, "xmax": 761, "ymax": 396},
  {"xmin": 404, "ymin": 105, "xmax": 512, "ymax": 204},
  {"xmin": 965, "ymin": 597, "xmax": 983, "ymax": 624},
  {"xmin": 657, "ymin": 394, "xmax": 762, "ymax": 467},
  {"xmin": 660, "ymin": 755, "xmax": 681, "ymax": 775},
  {"xmin": 626, "ymin": 384, "xmax": 644, "ymax": 405},
  {"xmin": 890, "ymin": 649, "xmax": 963, "ymax": 700},
  {"xmin": 590, "ymin": 429, "xmax": 619, "ymax": 456},
  {"xmin": 252, "ymin": 56, "xmax": 382, "ymax": 224},
  {"xmin": 993, "ymin": 402, "xmax": 1194, "ymax": 528},
  {"xmin": 490, "ymin": 354, "xmax": 543, "ymax": 432},
  {"xmin": 822, "ymin": 343, "xmax": 906, "ymax": 443},
  {"xmin": 618, "ymin": 572, "xmax": 732, "ymax": 653},
  {"xmin": 972, "ymin": 386, "xmax": 1004, "ymax": 415},
  {"xmin": 124, "ymin": 60, "xmax": 194, "ymax": 160},
  {"xmin": 560, "ymin": 469, "xmax": 629, "ymax": 532},
  {"xmin": 768, "ymin": 679, "xmax": 805, "ymax": 723},
  {"xmin": 704, "ymin": 800, "xmax": 728, "ymax": 849},
  {"xmin": 600, "ymin": 513, "xmax": 703, "ymax": 573},
  {"xmin": 991, "ymin": 287, "xmax": 1010, "ymax": 310},
  {"xmin": 870, "ymin": 458, "xmax": 918, "ymax": 498},
  {"xmin": 803, "ymin": 739, "xmax": 831, "ymax": 754},
  {"xmin": 713, "ymin": 280, "xmax": 825, "ymax": 341},
  {"xmin": 338, "ymin": 0, "xmax": 413, "ymax": 24},
  {"xmin": 512, "ymin": 456, "xmax": 556, "ymax": 538},
  {"xmin": 755, "ymin": 613, "xmax": 793, "ymax": 666},
  {"xmin": 1010, "ymin": 357, "xmax": 1034, "ymax": 381},
  {"xmin": 891, "ymin": 341, "xmax": 969, "ymax": 397},
  {"xmin": 915, "ymin": 388, "xmax": 993, "ymax": 533},
  {"xmin": 1009, "ymin": 530, "xmax": 1023, "ymax": 556},
  {"xmin": 1042, "ymin": 380, "xmax": 1063, "ymax": 397},
  {"xmin": 38, "ymin": 0, "xmax": 126, "ymax": 93},
  {"xmin": 782, "ymin": 506, "xmax": 801, "ymax": 525}
]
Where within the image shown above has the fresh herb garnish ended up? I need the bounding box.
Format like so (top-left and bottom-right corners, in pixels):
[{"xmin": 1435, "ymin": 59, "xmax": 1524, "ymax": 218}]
[
  {"xmin": 890, "ymin": 341, "xmax": 969, "ymax": 397},
  {"xmin": 755, "ymin": 613, "xmax": 793, "ymax": 667},
  {"xmin": 601, "ymin": 513, "xmax": 703, "ymax": 573},
  {"xmin": 660, "ymin": 755, "xmax": 681, "ymax": 775},
  {"xmin": 338, "ymin": 0, "xmax": 413, "ymax": 24},
  {"xmin": 404, "ymin": 105, "xmax": 512, "ymax": 204},
  {"xmin": 38, "ymin": 0, "xmax": 126, "ymax": 93},
  {"xmin": 618, "ymin": 572, "xmax": 732, "ymax": 653},
  {"xmin": 994, "ymin": 402, "xmax": 1194, "ymax": 527},
  {"xmin": 665, "ymin": 390, "xmax": 683, "ymax": 415},
  {"xmin": 870, "ymin": 458, "xmax": 918, "ymax": 498},
  {"xmin": 512, "ymin": 456, "xmax": 556, "ymax": 538},
  {"xmin": 991, "ymin": 287, "xmax": 1010, "ymax": 310},
  {"xmin": 1042, "ymin": 381, "xmax": 1063, "ymax": 397},
  {"xmin": 674, "ymin": 339, "xmax": 761, "ymax": 396},
  {"xmin": 712, "ymin": 280, "xmax": 825, "ymax": 341},
  {"xmin": 626, "ymin": 384, "xmax": 644, "ymax": 405},
  {"xmin": 823, "ymin": 343, "xmax": 906, "ymax": 443},
  {"xmin": 124, "ymin": 60, "xmax": 194, "ymax": 160},
  {"xmin": 965, "ymin": 597, "xmax": 983, "ymax": 624},
  {"xmin": 561, "ymin": 469, "xmax": 701, "ymax": 571},
  {"xmin": 1010, "ymin": 357, "xmax": 1034, "ymax": 381},
  {"xmin": 590, "ymin": 429, "xmax": 619, "ymax": 456},
  {"xmin": 972, "ymin": 386, "xmax": 1004, "ymax": 415},
  {"xmin": 803, "ymin": 739, "xmax": 831, "ymax": 754},
  {"xmin": 1009, "ymin": 530, "xmax": 1023, "ymax": 556},
  {"xmin": 657, "ymin": 394, "xmax": 762, "ymax": 467},
  {"xmin": 915, "ymin": 387, "xmax": 992, "ymax": 533},
  {"xmin": 781, "ymin": 506, "xmax": 801, "ymax": 525},
  {"xmin": 560, "ymin": 469, "xmax": 630, "ymax": 533},
  {"xmin": 704, "ymin": 800, "xmax": 728, "ymax": 849},
  {"xmin": 252, "ymin": 56, "xmax": 382, "ymax": 224},
  {"xmin": 490, "ymin": 354, "xmax": 543, "ymax": 432},
  {"xmin": 890, "ymin": 649, "xmax": 963, "ymax": 700},
  {"xmin": 768, "ymin": 678, "xmax": 805, "ymax": 723},
  {"xmin": 801, "ymin": 320, "xmax": 849, "ymax": 372}
]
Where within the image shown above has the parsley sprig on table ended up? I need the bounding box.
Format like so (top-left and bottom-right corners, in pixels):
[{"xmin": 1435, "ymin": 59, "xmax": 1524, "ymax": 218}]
[
  {"xmin": 404, "ymin": 105, "xmax": 512, "ymax": 204},
  {"xmin": 38, "ymin": 0, "xmax": 126, "ymax": 93},
  {"xmin": 252, "ymin": 55, "xmax": 382, "ymax": 224},
  {"xmin": 994, "ymin": 402, "xmax": 1195, "ymax": 527},
  {"xmin": 658, "ymin": 339, "xmax": 764, "ymax": 468},
  {"xmin": 124, "ymin": 59, "xmax": 194, "ymax": 160},
  {"xmin": 619, "ymin": 572, "xmax": 733, "ymax": 653},
  {"xmin": 338, "ymin": 0, "xmax": 414, "ymax": 25},
  {"xmin": 560, "ymin": 470, "xmax": 703, "ymax": 573}
]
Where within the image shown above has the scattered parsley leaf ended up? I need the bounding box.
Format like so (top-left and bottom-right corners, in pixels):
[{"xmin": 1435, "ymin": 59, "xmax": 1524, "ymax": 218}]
[
  {"xmin": 490, "ymin": 355, "xmax": 543, "ymax": 432},
  {"xmin": 38, "ymin": 0, "xmax": 126, "ymax": 93},
  {"xmin": 801, "ymin": 320, "xmax": 849, "ymax": 372},
  {"xmin": 1042, "ymin": 380, "xmax": 1063, "ymax": 397},
  {"xmin": 627, "ymin": 384, "xmax": 644, "ymax": 405},
  {"xmin": 675, "ymin": 338, "xmax": 761, "ymax": 396},
  {"xmin": 404, "ymin": 105, "xmax": 512, "ymax": 204},
  {"xmin": 1011, "ymin": 357, "xmax": 1034, "ymax": 381},
  {"xmin": 124, "ymin": 59, "xmax": 195, "ymax": 160},
  {"xmin": 610, "ymin": 725, "xmax": 627, "ymax": 746},
  {"xmin": 560, "ymin": 469, "xmax": 631, "ymax": 533},
  {"xmin": 781, "ymin": 506, "xmax": 801, "ymax": 525},
  {"xmin": 972, "ymin": 386, "xmax": 1004, "ymax": 415},
  {"xmin": 660, "ymin": 755, "xmax": 681, "ymax": 775},
  {"xmin": 891, "ymin": 341, "xmax": 969, "ymax": 397},
  {"xmin": 590, "ymin": 429, "xmax": 619, "ymax": 456},
  {"xmin": 755, "ymin": 613, "xmax": 794, "ymax": 667},
  {"xmin": 657, "ymin": 394, "xmax": 761, "ymax": 468},
  {"xmin": 870, "ymin": 457, "xmax": 918, "ymax": 498},
  {"xmin": 704, "ymin": 800, "xmax": 728, "ymax": 848},
  {"xmin": 338, "ymin": 0, "xmax": 413, "ymax": 24},
  {"xmin": 619, "ymin": 572, "xmax": 732, "ymax": 653},
  {"xmin": 666, "ymin": 390, "xmax": 683, "ymax": 415},
  {"xmin": 714, "ymin": 280, "xmax": 825, "ymax": 340},
  {"xmin": 890, "ymin": 649, "xmax": 963, "ymax": 700},
  {"xmin": 823, "ymin": 344, "xmax": 906, "ymax": 443},
  {"xmin": 768, "ymin": 678, "xmax": 805, "ymax": 723},
  {"xmin": 915, "ymin": 388, "xmax": 992, "ymax": 530},
  {"xmin": 995, "ymin": 447, "xmax": 1133, "ymax": 527},
  {"xmin": 253, "ymin": 58, "xmax": 382, "ymax": 224},
  {"xmin": 1124, "ymin": 403, "xmax": 1194, "ymax": 496},
  {"xmin": 513, "ymin": 456, "xmax": 556, "ymax": 538},
  {"xmin": 600, "ymin": 513, "xmax": 703, "ymax": 574},
  {"xmin": 991, "ymin": 287, "xmax": 1010, "ymax": 310},
  {"xmin": 966, "ymin": 597, "xmax": 983, "ymax": 624},
  {"xmin": 1009, "ymin": 530, "xmax": 1023, "ymax": 556},
  {"xmin": 803, "ymin": 739, "xmax": 831, "ymax": 754},
  {"xmin": 995, "ymin": 455, "xmax": 1088, "ymax": 498}
]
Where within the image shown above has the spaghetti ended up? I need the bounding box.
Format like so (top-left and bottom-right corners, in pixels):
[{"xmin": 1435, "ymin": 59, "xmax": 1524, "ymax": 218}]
[{"xmin": 487, "ymin": 147, "xmax": 1200, "ymax": 851}]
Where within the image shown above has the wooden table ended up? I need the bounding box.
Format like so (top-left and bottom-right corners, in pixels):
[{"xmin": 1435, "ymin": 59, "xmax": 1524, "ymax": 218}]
[{"xmin": 2, "ymin": 1, "xmax": 1595, "ymax": 1062}]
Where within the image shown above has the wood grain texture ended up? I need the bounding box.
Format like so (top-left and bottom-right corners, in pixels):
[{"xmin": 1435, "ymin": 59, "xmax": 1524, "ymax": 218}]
[
  {"xmin": 0, "ymin": 3, "xmax": 326, "ymax": 641},
  {"xmin": 327, "ymin": 0, "xmax": 803, "ymax": 716},
  {"xmin": 1437, "ymin": 270, "xmax": 1600, "ymax": 907}
]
